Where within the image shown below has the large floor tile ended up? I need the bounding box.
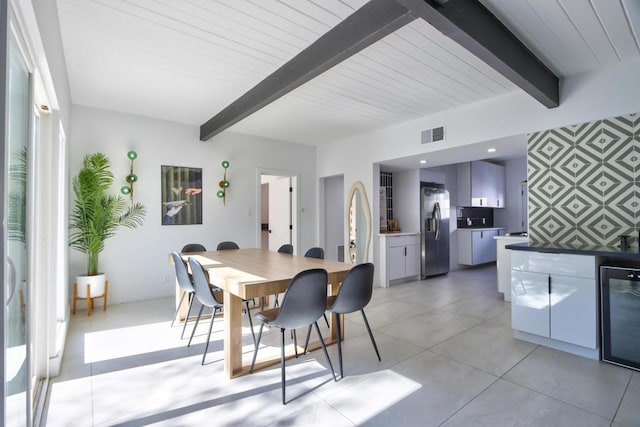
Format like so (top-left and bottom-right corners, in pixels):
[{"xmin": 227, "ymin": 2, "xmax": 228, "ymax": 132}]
[
  {"xmin": 430, "ymin": 320, "xmax": 537, "ymax": 376},
  {"xmin": 379, "ymin": 310, "xmax": 483, "ymax": 349},
  {"xmin": 265, "ymin": 399, "xmax": 356, "ymax": 427},
  {"xmin": 504, "ymin": 346, "xmax": 632, "ymax": 420},
  {"xmin": 442, "ymin": 379, "xmax": 611, "ymax": 426},
  {"xmin": 440, "ymin": 293, "xmax": 509, "ymax": 320},
  {"xmin": 337, "ymin": 351, "xmax": 497, "ymax": 426},
  {"xmin": 615, "ymin": 372, "xmax": 640, "ymax": 426},
  {"xmin": 347, "ymin": 300, "xmax": 433, "ymax": 330},
  {"xmin": 396, "ymin": 283, "xmax": 471, "ymax": 308},
  {"xmin": 311, "ymin": 329, "xmax": 425, "ymax": 380},
  {"xmin": 44, "ymin": 376, "xmax": 94, "ymax": 427}
]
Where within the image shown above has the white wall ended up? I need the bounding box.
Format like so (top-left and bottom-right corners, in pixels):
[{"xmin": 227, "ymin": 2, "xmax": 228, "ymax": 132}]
[
  {"xmin": 317, "ymin": 60, "xmax": 640, "ymax": 265},
  {"xmin": 493, "ymin": 157, "xmax": 527, "ymax": 233},
  {"xmin": 69, "ymin": 106, "xmax": 317, "ymax": 304}
]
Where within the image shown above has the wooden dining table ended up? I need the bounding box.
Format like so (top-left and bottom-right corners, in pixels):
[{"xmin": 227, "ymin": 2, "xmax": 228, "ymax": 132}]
[{"xmin": 178, "ymin": 248, "xmax": 354, "ymax": 378}]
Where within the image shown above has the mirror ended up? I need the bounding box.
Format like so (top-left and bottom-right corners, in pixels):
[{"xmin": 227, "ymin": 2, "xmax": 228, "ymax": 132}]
[{"xmin": 347, "ymin": 181, "xmax": 371, "ymax": 263}]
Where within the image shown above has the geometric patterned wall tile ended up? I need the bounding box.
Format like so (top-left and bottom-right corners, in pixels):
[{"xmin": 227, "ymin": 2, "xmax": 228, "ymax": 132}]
[
  {"xmin": 528, "ymin": 111, "xmax": 640, "ymax": 247},
  {"xmin": 585, "ymin": 168, "xmax": 607, "ymax": 200},
  {"xmin": 579, "ymin": 120, "xmax": 608, "ymax": 153},
  {"xmin": 604, "ymin": 180, "xmax": 634, "ymax": 207},
  {"xmin": 571, "ymin": 151, "xmax": 603, "ymax": 184},
  {"xmin": 610, "ymin": 143, "xmax": 637, "ymax": 178},
  {"xmin": 574, "ymin": 201, "xmax": 601, "ymax": 227},
  {"xmin": 528, "ymin": 130, "xmax": 552, "ymax": 166}
]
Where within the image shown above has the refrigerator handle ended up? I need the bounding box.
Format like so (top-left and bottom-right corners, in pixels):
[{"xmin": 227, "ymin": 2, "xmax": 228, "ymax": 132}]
[{"xmin": 435, "ymin": 202, "xmax": 441, "ymax": 240}]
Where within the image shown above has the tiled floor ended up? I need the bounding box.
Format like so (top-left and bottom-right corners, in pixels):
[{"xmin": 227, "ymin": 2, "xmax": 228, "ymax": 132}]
[{"xmin": 43, "ymin": 265, "xmax": 640, "ymax": 426}]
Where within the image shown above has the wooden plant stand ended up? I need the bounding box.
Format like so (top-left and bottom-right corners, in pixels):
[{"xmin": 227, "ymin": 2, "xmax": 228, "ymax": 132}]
[{"xmin": 72, "ymin": 281, "xmax": 109, "ymax": 316}]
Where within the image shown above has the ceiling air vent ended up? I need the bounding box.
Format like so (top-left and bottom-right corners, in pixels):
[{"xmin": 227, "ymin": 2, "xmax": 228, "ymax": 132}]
[{"xmin": 421, "ymin": 126, "xmax": 445, "ymax": 144}]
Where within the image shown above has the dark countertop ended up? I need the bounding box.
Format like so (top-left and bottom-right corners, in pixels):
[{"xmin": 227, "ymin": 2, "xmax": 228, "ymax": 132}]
[
  {"xmin": 457, "ymin": 227, "xmax": 506, "ymax": 231},
  {"xmin": 505, "ymin": 242, "xmax": 640, "ymax": 259}
]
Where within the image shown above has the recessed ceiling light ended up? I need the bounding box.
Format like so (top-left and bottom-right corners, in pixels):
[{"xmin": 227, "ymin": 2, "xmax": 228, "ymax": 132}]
[
  {"xmin": 487, "ymin": 148, "xmax": 496, "ymax": 153},
  {"xmin": 419, "ymin": 160, "xmax": 427, "ymax": 164}
]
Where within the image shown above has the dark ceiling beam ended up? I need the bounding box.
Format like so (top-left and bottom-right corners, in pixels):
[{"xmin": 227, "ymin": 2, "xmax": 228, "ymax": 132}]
[
  {"xmin": 200, "ymin": 0, "xmax": 416, "ymax": 141},
  {"xmin": 394, "ymin": 0, "xmax": 559, "ymax": 108}
]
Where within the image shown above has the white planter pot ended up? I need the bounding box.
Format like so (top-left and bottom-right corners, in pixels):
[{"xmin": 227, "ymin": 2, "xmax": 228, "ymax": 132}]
[{"xmin": 76, "ymin": 273, "xmax": 106, "ymax": 298}]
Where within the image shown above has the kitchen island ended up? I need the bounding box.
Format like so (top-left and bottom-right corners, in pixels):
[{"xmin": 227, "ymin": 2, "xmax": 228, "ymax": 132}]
[
  {"xmin": 494, "ymin": 235, "xmax": 528, "ymax": 301},
  {"xmin": 505, "ymin": 241, "xmax": 640, "ymax": 259},
  {"xmin": 505, "ymin": 242, "xmax": 640, "ymax": 360}
]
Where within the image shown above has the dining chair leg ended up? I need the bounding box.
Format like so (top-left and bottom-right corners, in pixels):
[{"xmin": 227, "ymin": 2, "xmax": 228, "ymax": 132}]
[
  {"xmin": 171, "ymin": 291, "xmax": 186, "ymax": 327},
  {"xmin": 244, "ymin": 300, "xmax": 256, "ymax": 347},
  {"xmin": 187, "ymin": 305, "xmax": 205, "ymax": 347},
  {"xmin": 281, "ymin": 328, "xmax": 287, "ymax": 405},
  {"xmin": 361, "ymin": 309, "xmax": 381, "ymax": 361},
  {"xmin": 180, "ymin": 293, "xmax": 195, "ymax": 339},
  {"xmin": 323, "ymin": 313, "xmax": 329, "ymax": 328},
  {"xmin": 335, "ymin": 313, "xmax": 344, "ymax": 378},
  {"xmin": 293, "ymin": 329, "xmax": 298, "ymax": 358},
  {"xmin": 250, "ymin": 324, "xmax": 265, "ymax": 373},
  {"xmin": 202, "ymin": 307, "xmax": 218, "ymax": 365},
  {"xmin": 302, "ymin": 325, "xmax": 313, "ymax": 354},
  {"xmin": 314, "ymin": 322, "xmax": 336, "ymax": 382}
]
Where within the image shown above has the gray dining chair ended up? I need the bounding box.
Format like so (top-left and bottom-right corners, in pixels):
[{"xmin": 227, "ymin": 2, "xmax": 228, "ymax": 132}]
[
  {"xmin": 181, "ymin": 243, "xmax": 206, "ymax": 253},
  {"xmin": 272, "ymin": 244, "xmax": 294, "ymax": 307},
  {"xmin": 304, "ymin": 246, "xmax": 329, "ymax": 327},
  {"xmin": 188, "ymin": 257, "xmax": 256, "ymax": 364},
  {"xmin": 187, "ymin": 257, "xmax": 225, "ymax": 364},
  {"xmin": 250, "ymin": 268, "xmax": 336, "ymax": 404},
  {"xmin": 303, "ymin": 262, "xmax": 380, "ymax": 378},
  {"xmin": 277, "ymin": 244, "xmax": 293, "ymax": 254},
  {"xmin": 217, "ymin": 241, "xmax": 239, "ymax": 250},
  {"xmin": 304, "ymin": 247, "xmax": 324, "ymax": 259},
  {"xmin": 170, "ymin": 252, "xmax": 198, "ymax": 340}
]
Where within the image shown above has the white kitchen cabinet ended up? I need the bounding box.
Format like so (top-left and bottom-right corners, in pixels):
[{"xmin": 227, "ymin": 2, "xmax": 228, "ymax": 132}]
[
  {"xmin": 510, "ymin": 251, "xmax": 597, "ymax": 349},
  {"xmin": 457, "ymin": 161, "xmax": 506, "ymax": 208},
  {"xmin": 458, "ymin": 228, "xmax": 504, "ymax": 265},
  {"xmin": 379, "ymin": 233, "xmax": 420, "ymax": 286}
]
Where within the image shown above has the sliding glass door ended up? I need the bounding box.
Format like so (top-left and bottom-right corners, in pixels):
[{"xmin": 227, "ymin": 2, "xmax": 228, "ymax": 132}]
[{"xmin": 5, "ymin": 34, "xmax": 32, "ymax": 426}]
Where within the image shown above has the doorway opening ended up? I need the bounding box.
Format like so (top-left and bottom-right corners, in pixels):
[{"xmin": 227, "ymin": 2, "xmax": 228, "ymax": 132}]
[
  {"xmin": 320, "ymin": 175, "xmax": 344, "ymax": 261},
  {"xmin": 258, "ymin": 171, "xmax": 298, "ymax": 253}
]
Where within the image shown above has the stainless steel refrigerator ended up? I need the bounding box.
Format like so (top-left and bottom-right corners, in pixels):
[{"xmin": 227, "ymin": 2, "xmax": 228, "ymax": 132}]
[{"xmin": 421, "ymin": 182, "xmax": 450, "ymax": 278}]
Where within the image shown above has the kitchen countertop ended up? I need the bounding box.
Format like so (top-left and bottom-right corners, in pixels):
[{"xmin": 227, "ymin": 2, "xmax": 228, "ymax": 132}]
[
  {"xmin": 506, "ymin": 241, "xmax": 640, "ymax": 259},
  {"xmin": 379, "ymin": 232, "xmax": 419, "ymax": 237},
  {"xmin": 457, "ymin": 227, "xmax": 506, "ymax": 231}
]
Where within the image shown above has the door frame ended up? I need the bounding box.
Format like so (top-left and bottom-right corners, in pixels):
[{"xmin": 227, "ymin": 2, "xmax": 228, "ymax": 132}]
[{"xmin": 255, "ymin": 168, "xmax": 299, "ymax": 254}]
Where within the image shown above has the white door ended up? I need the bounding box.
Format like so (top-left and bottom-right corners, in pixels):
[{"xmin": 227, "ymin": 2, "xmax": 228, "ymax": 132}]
[{"xmin": 267, "ymin": 176, "xmax": 291, "ymax": 251}]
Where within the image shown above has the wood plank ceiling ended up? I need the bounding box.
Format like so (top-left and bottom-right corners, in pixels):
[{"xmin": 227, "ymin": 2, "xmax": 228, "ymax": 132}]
[{"xmin": 56, "ymin": 0, "xmax": 640, "ymax": 145}]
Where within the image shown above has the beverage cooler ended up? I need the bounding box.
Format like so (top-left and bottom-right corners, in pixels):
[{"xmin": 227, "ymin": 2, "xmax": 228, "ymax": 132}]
[{"xmin": 600, "ymin": 266, "xmax": 640, "ymax": 371}]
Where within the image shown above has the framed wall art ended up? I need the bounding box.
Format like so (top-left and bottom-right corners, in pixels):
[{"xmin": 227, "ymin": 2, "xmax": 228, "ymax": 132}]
[{"xmin": 161, "ymin": 165, "xmax": 202, "ymax": 225}]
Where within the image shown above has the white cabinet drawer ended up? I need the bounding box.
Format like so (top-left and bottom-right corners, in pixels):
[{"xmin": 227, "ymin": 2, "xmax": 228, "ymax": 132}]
[
  {"xmin": 386, "ymin": 236, "xmax": 404, "ymax": 247},
  {"xmin": 404, "ymin": 235, "xmax": 420, "ymax": 246},
  {"xmin": 387, "ymin": 234, "xmax": 419, "ymax": 247},
  {"xmin": 511, "ymin": 251, "xmax": 595, "ymax": 279}
]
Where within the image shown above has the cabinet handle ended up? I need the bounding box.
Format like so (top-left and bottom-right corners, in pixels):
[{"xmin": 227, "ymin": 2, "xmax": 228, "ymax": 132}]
[
  {"xmin": 481, "ymin": 231, "xmax": 483, "ymax": 238},
  {"xmin": 497, "ymin": 199, "xmax": 500, "ymax": 207},
  {"xmin": 548, "ymin": 275, "xmax": 551, "ymax": 294},
  {"xmin": 404, "ymin": 247, "xmax": 407, "ymax": 256}
]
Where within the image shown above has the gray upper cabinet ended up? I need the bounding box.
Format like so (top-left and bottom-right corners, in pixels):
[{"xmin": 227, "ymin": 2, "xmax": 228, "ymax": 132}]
[{"xmin": 457, "ymin": 161, "xmax": 506, "ymax": 208}]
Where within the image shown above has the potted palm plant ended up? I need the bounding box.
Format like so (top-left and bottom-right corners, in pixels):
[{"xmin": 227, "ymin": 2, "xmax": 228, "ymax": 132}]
[{"xmin": 69, "ymin": 152, "xmax": 146, "ymax": 303}]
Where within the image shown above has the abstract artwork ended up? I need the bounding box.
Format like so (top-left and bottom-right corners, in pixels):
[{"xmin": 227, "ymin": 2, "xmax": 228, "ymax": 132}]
[{"xmin": 161, "ymin": 165, "xmax": 202, "ymax": 225}]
